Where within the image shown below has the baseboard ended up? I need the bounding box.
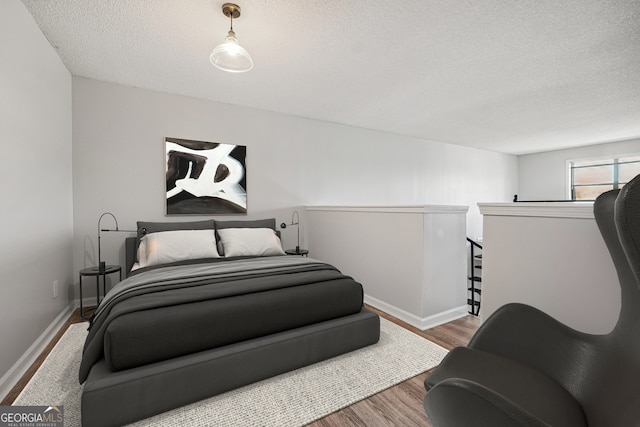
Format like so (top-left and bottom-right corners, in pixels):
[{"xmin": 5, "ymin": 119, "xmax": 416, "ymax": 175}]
[
  {"xmin": 364, "ymin": 294, "xmax": 468, "ymax": 331},
  {"xmin": 0, "ymin": 304, "xmax": 75, "ymax": 402},
  {"xmin": 418, "ymin": 305, "xmax": 469, "ymax": 330}
]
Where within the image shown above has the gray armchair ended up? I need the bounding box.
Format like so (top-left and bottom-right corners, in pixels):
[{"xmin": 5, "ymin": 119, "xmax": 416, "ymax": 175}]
[{"xmin": 423, "ymin": 174, "xmax": 640, "ymax": 427}]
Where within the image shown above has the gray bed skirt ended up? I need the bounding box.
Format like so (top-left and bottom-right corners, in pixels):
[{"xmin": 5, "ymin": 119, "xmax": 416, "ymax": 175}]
[{"xmin": 82, "ymin": 308, "xmax": 380, "ymax": 427}]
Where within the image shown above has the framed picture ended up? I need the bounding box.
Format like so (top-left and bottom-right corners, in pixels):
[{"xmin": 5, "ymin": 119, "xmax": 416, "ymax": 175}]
[{"xmin": 165, "ymin": 137, "xmax": 247, "ymax": 215}]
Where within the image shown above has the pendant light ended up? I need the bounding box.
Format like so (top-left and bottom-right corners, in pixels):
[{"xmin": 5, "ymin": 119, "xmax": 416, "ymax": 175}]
[{"xmin": 210, "ymin": 3, "xmax": 253, "ymax": 73}]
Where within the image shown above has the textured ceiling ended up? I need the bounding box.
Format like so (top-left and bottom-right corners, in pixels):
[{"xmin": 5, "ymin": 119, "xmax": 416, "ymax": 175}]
[{"xmin": 20, "ymin": 0, "xmax": 640, "ymax": 154}]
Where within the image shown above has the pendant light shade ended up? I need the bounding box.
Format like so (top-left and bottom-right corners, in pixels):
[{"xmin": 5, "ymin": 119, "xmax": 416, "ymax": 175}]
[{"xmin": 210, "ymin": 3, "xmax": 253, "ymax": 73}]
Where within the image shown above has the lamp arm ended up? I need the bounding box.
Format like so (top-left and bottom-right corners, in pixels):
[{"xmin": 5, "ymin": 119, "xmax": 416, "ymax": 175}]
[
  {"xmin": 280, "ymin": 210, "xmax": 301, "ymax": 253},
  {"xmin": 280, "ymin": 210, "xmax": 300, "ymax": 228}
]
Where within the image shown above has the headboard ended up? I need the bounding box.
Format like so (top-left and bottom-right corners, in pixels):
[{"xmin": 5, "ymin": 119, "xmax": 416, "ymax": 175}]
[{"xmin": 125, "ymin": 237, "xmax": 138, "ymax": 277}]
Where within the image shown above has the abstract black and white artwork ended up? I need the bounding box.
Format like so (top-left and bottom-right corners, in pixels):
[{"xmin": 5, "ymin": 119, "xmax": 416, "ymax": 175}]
[{"xmin": 165, "ymin": 137, "xmax": 247, "ymax": 215}]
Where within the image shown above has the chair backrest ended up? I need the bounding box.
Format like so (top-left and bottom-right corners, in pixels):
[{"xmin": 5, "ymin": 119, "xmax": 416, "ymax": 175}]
[
  {"xmin": 583, "ymin": 175, "xmax": 640, "ymax": 426},
  {"xmin": 595, "ymin": 186, "xmax": 639, "ymax": 325},
  {"xmin": 615, "ymin": 174, "xmax": 640, "ymax": 303}
]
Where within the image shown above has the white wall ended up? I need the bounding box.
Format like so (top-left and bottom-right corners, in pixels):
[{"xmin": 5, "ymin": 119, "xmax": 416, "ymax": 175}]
[
  {"xmin": 0, "ymin": 0, "xmax": 73, "ymax": 387},
  {"xmin": 304, "ymin": 124, "xmax": 517, "ymax": 241},
  {"xmin": 518, "ymin": 138, "xmax": 640, "ymax": 200},
  {"xmin": 307, "ymin": 206, "xmax": 469, "ymax": 330},
  {"xmin": 72, "ymin": 78, "xmax": 518, "ymax": 285},
  {"xmin": 72, "ymin": 77, "xmax": 311, "ymax": 278},
  {"xmin": 479, "ymin": 203, "xmax": 619, "ymax": 334}
]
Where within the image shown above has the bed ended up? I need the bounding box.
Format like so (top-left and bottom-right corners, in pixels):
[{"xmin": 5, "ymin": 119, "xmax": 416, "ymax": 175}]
[{"xmin": 79, "ymin": 218, "xmax": 380, "ymax": 427}]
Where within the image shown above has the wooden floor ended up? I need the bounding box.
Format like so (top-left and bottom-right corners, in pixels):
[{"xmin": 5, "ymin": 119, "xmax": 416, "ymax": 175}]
[
  {"xmin": 1, "ymin": 307, "xmax": 87, "ymax": 406},
  {"xmin": 1, "ymin": 305, "xmax": 480, "ymax": 426},
  {"xmin": 309, "ymin": 307, "xmax": 480, "ymax": 426}
]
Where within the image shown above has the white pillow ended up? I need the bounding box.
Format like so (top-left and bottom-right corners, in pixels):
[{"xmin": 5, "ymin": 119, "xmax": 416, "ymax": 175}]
[
  {"xmin": 137, "ymin": 229, "xmax": 219, "ymax": 268},
  {"xmin": 217, "ymin": 228, "xmax": 285, "ymax": 257}
]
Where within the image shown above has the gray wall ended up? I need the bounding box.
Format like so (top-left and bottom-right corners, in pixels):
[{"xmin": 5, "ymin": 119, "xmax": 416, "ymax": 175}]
[
  {"xmin": 518, "ymin": 138, "xmax": 640, "ymax": 200},
  {"xmin": 0, "ymin": 0, "xmax": 73, "ymax": 382},
  {"xmin": 72, "ymin": 77, "xmax": 518, "ymax": 278}
]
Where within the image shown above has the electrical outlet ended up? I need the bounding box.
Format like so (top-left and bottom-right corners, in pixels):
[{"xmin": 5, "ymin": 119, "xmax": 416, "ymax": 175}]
[{"xmin": 53, "ymin": 280, "xmax": 59, "ymax": 299}]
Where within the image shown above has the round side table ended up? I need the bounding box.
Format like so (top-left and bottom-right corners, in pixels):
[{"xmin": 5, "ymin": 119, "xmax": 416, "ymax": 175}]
[
  {"xmin": 79, "ymin": 265, "xmax": 121, "ymax": 320},
  {"xmin": 285, "ymin": 249, "xmax": 309, "ymax": 257}
]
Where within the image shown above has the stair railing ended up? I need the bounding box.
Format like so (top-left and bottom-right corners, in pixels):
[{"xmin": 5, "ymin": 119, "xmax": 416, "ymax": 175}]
[{"xmin": 467, "ymin": 238, "xmax": 483, "ymax": 315}]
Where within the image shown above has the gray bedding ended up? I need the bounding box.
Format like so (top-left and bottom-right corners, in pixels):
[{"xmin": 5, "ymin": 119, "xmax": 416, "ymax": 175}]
[{"xmin": 79, "ymin": 256, "xmax": 365, "ymax": 383}]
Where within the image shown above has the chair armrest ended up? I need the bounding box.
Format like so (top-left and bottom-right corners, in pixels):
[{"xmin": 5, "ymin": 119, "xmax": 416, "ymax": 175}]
[
  {"xmin": 469, "ymin": 303, "xmax": 598, "ymax": 395},
  {"xmin": 424, "ymin": 378, "xmax": 550, "ymax": 427}
]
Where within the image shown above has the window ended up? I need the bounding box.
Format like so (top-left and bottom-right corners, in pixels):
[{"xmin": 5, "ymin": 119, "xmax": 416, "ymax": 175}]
[{"xmin": 569, "ymin": 155, "xmax": 640, "ymax": 200}]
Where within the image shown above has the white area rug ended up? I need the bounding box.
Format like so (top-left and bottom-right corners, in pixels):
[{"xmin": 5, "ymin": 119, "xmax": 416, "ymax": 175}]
[{"xmin": 14, "ymin": 318, "xmax": 447, "ymax": 426}]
